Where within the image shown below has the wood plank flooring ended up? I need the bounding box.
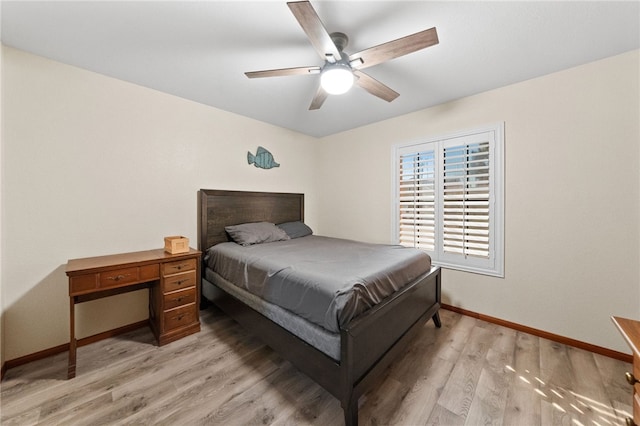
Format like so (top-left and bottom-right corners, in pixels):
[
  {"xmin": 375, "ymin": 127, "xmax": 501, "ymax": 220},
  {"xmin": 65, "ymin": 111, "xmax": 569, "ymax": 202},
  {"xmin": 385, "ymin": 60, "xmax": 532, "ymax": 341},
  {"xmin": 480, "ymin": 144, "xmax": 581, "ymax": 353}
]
[{"xmin": 1, "ymin": 308, "xmax": 633, "ymax": 425}]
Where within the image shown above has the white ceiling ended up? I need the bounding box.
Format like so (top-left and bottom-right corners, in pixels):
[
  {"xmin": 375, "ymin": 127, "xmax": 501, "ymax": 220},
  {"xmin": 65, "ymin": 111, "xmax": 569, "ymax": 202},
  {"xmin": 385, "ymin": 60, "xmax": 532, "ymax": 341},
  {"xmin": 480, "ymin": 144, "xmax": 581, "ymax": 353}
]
[{"xmin": 2, "ymin": 1, "xmax": 639, "ymax": 138}]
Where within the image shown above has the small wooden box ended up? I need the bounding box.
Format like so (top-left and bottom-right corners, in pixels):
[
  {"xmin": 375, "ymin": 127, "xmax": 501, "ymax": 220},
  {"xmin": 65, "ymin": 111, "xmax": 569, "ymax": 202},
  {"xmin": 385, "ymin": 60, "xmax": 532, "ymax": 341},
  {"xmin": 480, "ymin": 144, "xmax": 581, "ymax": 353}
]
[{"xmin": 164, "ymin": 236, "xmax": 189, "ymax": 254}]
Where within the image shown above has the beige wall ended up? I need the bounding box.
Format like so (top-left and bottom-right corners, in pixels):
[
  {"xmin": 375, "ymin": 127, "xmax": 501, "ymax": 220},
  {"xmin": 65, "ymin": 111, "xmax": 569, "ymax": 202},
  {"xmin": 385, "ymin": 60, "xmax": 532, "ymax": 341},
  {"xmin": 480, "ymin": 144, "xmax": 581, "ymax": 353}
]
[
  {"xmin": 0, "ymin": 32, "xmax": 4, "ymax": 368},
  {"xmin": 2, "ymin": 44, "xmax": 638, "ymax": 361},
  {"xmin": 316, "ymin": 50, "xmax": 640, "ymax": 353},
  {"xmin": 1, "ymin": 46, "xmax": 319, "ymax": 360}
]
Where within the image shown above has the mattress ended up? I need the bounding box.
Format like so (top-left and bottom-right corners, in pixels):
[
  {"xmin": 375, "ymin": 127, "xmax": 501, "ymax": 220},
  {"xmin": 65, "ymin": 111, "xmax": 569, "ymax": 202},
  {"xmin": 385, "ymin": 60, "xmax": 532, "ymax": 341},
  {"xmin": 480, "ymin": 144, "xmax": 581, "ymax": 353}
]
[
  {"xmin": 205, "ymin": 235, "xmax": 432, "ymax": 333},
  {"xmin": 203, "ymin": 271, "xmax": 342, "ymax": 360}
]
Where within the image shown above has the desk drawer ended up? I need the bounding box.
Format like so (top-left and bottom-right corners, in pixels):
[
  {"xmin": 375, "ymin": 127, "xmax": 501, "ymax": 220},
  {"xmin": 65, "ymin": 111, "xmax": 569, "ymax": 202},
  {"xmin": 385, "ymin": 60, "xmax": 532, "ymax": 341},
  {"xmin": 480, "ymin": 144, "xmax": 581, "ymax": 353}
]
[
  {"xmin": 70, "ymin": 274, "xmax": 98, "ymax": 295},
  {"xmin": 164, "ymin": 304, "xmax": 197, "ymax": 332},
  {"xmin": 70, "ymin": 264, "xmax": 159, "ymax": 295},
  {"xmin": 98, "ymin": 264, "xmax": 159, "ymax": 289},
  {"xmin": 99, "ymin": 267, "xmax": 140, "ymax": 287},
  {"xmin": 162, "ymin": 258, "xmax": 196, "ymax": 275},
  {"xmin": 163, "ymin": 287, "xmax": 196, "ymax": 310},
  {"xmin": 162, "ymin": 270, "xmax": 196, "ymax": 293}
]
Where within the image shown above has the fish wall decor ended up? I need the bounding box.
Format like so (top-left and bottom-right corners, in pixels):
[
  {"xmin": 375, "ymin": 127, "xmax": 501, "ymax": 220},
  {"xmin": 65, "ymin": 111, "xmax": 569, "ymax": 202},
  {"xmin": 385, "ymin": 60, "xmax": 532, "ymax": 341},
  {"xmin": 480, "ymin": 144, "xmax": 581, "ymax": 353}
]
[{"xmin": 247, "ymin": 146, "xmax": 280, "ymax": 170}]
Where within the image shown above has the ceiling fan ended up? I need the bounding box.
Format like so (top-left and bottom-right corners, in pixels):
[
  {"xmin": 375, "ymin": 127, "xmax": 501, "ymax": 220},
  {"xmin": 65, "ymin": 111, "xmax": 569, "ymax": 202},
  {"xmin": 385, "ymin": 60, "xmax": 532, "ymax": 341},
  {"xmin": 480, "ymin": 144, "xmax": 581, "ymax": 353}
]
[{"xmin": 245, "ymin": 0, "xmax": 439, "ymax": 110}]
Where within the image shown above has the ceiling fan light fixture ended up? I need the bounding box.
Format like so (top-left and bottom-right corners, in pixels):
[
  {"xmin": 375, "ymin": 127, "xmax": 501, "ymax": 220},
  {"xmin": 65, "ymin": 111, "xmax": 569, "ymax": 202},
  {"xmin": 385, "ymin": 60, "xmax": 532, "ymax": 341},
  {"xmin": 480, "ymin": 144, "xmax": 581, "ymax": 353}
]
[
  {"xmin": 245, "ymin": 2, "xmax": 439, "ymax": 110},
  {"xmin": 320, "ymin": 63, "xmax": 354, "ymax": 95}
]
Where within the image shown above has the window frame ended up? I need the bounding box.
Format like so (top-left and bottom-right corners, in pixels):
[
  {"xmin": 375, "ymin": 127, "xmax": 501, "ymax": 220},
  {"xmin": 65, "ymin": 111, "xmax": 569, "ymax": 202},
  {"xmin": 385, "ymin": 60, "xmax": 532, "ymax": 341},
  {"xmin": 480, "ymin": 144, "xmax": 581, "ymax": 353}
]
[{"xmin": 392, "ymin": 123, "xmax": 504, "ymax": 277}]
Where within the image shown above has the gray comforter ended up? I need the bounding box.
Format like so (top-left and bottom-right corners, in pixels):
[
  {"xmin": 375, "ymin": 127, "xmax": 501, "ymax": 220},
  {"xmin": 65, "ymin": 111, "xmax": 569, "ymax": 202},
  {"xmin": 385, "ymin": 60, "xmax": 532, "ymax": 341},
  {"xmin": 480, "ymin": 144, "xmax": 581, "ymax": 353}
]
[{"xmin": 205, "ymin": 235, "xmax": 432, "ymax": 333}]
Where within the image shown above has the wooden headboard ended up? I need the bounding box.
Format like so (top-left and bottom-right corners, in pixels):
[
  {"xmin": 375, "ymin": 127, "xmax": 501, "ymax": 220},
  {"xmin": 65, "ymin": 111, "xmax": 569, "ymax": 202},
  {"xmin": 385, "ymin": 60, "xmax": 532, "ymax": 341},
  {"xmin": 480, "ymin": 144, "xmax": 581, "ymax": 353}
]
[{"xmin": 198, "ymin": 189, "xmax": 305, "ymax": 252}]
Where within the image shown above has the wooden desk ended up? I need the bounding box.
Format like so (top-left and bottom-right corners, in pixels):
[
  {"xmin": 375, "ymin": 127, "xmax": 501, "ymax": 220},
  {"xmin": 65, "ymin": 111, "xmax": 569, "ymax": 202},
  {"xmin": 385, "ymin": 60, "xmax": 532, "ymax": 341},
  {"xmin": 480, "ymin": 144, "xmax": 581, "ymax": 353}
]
[
  {"xmin": 612, "ymin": 316, "xmax": 640, "ymax": 426},
  {"xmin": 66, "ymin": 248, "xmax": 201, "ymax": 379}
]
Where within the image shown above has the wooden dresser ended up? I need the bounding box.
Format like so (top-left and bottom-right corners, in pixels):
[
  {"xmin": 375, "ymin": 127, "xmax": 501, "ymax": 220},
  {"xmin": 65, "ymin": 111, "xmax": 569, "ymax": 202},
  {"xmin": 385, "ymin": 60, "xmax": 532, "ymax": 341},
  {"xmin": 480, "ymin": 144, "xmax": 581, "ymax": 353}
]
[
  {"xmin": 66, "ymin": 248, "xmax": 201, "ymax": 379},
  {"xmin": 612, "ymin": 316, "xmax": 640, "ymax": 426}
]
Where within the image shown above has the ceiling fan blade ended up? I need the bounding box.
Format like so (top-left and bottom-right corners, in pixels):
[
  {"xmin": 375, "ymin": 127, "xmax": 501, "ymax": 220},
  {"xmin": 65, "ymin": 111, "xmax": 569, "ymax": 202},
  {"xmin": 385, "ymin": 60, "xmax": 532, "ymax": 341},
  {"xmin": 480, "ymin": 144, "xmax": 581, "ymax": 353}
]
[
  {"xmin": 245, "ymin": 66, "xmax": 320, "ymax": 79},
  {"xmin": 309, "ymin": 85, "xmax": 329, "ymax": 110},
  {"xmin": 349, "ymin": 27, "xmax": 439, "ymax": 70},
  {"xmin": 354, "ymin": 70, "xmax": 399, "ymax": 102},
  {"xmin": 288, "ymin": 1, "xmax": 341, "ymax": 61}
]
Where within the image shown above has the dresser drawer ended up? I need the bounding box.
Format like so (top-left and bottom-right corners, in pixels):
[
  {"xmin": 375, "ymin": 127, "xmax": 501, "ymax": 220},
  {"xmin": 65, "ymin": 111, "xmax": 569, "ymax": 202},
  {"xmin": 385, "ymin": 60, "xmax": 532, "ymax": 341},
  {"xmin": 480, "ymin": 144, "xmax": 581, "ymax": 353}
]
[
  {"xmin": 164, "ymin": 304, "xmax": 197, "ymax": 332},
  {"xmin": 162, "ymin": 258, "xmax": 196, "ymax": 275},
  {"xmin": 635, "ymin": 356, "xmax": 640, "ymax": 426},
  {"xmin": 162, "ymin": 270, "xmax": 196, "ymax": 293},
  {"xmin": 163, "ymin": 287, "xmax": 196, "ymax": 310}
]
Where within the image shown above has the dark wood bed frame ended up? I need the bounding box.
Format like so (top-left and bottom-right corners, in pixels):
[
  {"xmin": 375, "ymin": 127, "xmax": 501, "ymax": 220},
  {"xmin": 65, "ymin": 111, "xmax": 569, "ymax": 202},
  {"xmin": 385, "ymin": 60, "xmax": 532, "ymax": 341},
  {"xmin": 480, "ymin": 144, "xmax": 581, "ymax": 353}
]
[{"xmin": 197, "ymin": 189, "xmax": 441, "ymax": 425}]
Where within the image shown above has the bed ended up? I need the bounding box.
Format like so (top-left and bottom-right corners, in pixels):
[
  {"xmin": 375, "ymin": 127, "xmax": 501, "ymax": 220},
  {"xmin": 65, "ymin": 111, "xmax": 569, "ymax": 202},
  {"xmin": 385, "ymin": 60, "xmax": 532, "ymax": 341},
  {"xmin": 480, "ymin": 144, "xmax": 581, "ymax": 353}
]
[{"xmin": 198, "ymin": 189, "xmax": 442, "ymax": 425}]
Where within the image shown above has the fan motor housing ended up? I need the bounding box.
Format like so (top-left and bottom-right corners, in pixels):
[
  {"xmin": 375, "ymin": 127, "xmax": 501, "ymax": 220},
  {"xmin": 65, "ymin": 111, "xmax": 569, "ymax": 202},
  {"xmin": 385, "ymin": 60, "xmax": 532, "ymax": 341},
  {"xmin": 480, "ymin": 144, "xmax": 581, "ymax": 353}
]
[{"xmin": 330, "ymin": 32, "xmax": 349, "ymax": 52}]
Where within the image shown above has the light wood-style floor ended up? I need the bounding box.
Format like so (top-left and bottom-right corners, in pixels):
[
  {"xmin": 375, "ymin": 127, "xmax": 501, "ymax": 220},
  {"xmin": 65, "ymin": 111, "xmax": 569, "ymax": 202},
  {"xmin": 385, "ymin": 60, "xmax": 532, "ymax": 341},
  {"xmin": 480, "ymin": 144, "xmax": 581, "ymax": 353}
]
[{"xmin": 1, "ymin": 307, "xmax": 633, "ymax": 425}]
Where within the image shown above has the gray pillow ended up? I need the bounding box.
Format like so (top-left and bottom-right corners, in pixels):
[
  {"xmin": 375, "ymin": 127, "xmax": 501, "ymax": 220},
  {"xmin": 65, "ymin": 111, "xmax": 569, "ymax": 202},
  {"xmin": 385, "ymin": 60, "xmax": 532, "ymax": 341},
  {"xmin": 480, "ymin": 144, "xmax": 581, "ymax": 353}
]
[
  {"xmin": 277, "ymin": 221, "xmax": 313, "ymax": 239},
  {"xmin": 225, "ymin": 222, "xmax": 290, "ymax": 246}
]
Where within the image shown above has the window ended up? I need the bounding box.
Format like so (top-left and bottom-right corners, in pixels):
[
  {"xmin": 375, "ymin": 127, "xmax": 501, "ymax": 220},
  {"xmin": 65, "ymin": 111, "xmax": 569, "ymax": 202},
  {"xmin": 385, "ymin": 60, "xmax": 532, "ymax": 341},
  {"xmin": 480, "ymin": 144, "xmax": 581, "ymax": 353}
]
[{"xmin": 393, "ymin": 123, "xmax": 504, "ymax": 277}]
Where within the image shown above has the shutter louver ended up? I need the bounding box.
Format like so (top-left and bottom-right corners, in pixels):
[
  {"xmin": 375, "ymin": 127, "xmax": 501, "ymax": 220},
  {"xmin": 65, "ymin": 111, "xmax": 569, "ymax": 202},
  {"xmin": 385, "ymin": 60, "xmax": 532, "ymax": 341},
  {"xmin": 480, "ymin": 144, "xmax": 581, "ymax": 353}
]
[
  {"xmin": 398, "ymin": 151, "xmax": 435, "ymax": 251},
  {"xmin": 442, "ymin": 141, "xmax": 491, "ymax": 259}
]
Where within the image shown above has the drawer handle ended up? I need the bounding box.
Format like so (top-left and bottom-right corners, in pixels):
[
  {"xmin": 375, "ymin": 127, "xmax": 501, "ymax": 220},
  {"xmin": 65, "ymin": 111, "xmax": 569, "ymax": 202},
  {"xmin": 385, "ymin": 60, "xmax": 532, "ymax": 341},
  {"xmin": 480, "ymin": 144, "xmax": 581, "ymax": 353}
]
[
  {"xmin": 173, "ymin": 279, "xmax": 189, "ymax": 286},
  {"xmin": 625, "ymin": 372, "xmax": 639, "ymax": 385},
  {"xmin": 173, "ymin": 314, "xmax": 185, "ymax": 321},
  {"xmin": 172, "ymin": 296, "xmax": 186, "ymax": 303},
  {"xmin": 107, "ymin": 274, "xmax": 131, "ymax": 281}
]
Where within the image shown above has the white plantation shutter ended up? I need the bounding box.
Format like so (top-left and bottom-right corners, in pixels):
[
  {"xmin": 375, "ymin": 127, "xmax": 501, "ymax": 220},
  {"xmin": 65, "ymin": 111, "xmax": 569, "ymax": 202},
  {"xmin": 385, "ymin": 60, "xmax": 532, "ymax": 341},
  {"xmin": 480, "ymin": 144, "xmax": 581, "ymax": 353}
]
[
  {"xmin": 393, "ymin": 124, "xmax": 504, "ymax": 277},
  {"xmin": 398, "ymin": 151, "xmax": 435, "ymax": 250},
  {"xmin": 442, "ymin": 136, "xmax": 491, "ymax": 259}
]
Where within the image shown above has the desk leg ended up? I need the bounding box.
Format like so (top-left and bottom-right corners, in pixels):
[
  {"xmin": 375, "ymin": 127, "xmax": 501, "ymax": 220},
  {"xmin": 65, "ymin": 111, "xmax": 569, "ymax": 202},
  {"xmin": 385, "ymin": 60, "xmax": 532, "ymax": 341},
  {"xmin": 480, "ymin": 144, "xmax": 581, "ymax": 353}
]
[{"xmin": 68, "ymin": 296, "xmax": 76, "ymax": 379}]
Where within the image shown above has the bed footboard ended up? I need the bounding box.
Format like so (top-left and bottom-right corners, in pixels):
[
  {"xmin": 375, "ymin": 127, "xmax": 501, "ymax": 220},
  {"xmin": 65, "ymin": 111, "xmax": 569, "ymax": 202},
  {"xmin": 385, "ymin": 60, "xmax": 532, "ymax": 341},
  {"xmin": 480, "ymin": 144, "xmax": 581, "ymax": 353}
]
[
  {"xmin": 339, "ymin": 266, "xmax": 441, "ymax": 425},
  {"xmin": 202, "ymin": 266, "xmax": 441, "ymax": 426},
  {"xmin": 344, "ymin": 267, "xmax": 441, "ymax": 380}
]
